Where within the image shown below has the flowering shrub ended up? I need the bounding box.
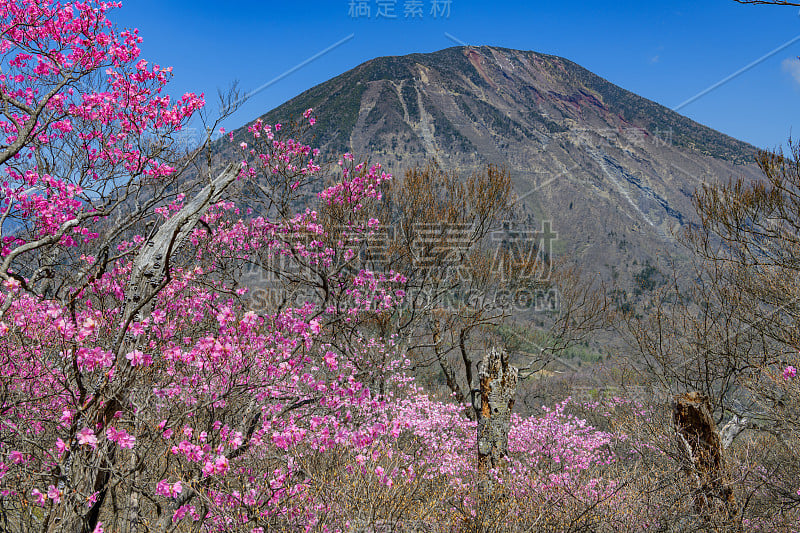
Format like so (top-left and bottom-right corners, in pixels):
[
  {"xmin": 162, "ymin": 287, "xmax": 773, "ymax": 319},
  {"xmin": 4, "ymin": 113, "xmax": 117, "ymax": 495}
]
[
  {"xmin": 0, "ymin": 1, "xmax": 626, "ymax": 531},
  {"xmin": 0, "ymin": 0, "xmax": 203, "ymax": 261}
]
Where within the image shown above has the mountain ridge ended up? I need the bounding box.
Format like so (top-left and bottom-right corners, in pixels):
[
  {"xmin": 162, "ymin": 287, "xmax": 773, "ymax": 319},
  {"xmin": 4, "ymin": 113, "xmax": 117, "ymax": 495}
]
[
  {"xmin": 232, "ymin": 45, "xmax": 764, "ymax": 286},
  {"xmin": 256, "ymin": 46, "xmax": 757, "ymax": 163}
]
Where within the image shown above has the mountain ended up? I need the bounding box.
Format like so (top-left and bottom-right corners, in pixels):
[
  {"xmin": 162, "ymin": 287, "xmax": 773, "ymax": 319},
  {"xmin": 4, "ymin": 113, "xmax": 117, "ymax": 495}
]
[{"xmin": 238, "ymin": 46, "xmax": 764, "ymax": 284}]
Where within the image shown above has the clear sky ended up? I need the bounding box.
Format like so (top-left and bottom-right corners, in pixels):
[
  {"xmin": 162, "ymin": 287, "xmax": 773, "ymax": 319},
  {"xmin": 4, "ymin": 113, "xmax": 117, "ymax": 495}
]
[{"xmin": 113, "ymin": 0, "xmax": 800, "ymax": 151}]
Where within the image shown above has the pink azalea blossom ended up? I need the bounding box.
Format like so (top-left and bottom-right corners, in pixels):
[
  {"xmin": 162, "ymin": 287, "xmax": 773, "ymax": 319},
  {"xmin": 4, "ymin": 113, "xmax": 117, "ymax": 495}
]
[
  {"xmin": 55, "ymin": 438, "xmax": 68, "ymax": 454},
  {"xmin": 214, "ymin": 455, "xmax": 229, "ymax": 474},
  {"xmin": 79, "ymin": 316, "xmax": 97, "ymax": 337},
  {"xmin": 31, "ymin": 488, "xmax": 46, "ymax": 506},
  {"xmin": 9, "ymin": 450, "xmax": 25, "ymax": 464},
  {"xmin": 106, "ymin": 426, "xmax": 135, "ymax": 449},
  {"xmin": 324, "ymin": 350, "xmax": 338, "ymax": 370},
  {"xmin": 77, "ymin": 428, "xmax": 98, "ymax": 449},
  {"xmin": 157, "ymin": 480, "xmax": 183, "ymax": 499},
  {"xmin": 125, "ymin": 350, "xmax": 152, "ymax": 367},
  {"xmin": 47, "ymin": 485, "xmax": 61, "ymax": 503}
]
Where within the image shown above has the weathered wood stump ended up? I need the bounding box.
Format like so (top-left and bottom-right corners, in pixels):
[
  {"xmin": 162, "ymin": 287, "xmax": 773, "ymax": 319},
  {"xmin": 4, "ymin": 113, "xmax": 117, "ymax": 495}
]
[
  {"xmin": 476, "ymin": 347, "xmax": 518, "ymax": 472},
  {"xmin": 462, "ymin": 347, "xmax": 518, "ymax": 532},
  {"xmin": 673, "ymin": 392, "xmax": 739, "ymax": 520}
]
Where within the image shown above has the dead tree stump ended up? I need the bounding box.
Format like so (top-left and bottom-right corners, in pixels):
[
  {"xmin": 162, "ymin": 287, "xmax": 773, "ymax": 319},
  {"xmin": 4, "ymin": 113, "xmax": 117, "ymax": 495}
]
[
  {"xmin": 673, "ymin": 392, "xmax": 739, "ymax": 520},
  {"xmin": 462, "ymin": 348, "xmax": 518, "ymax": 532},
  {"xmin": 476, "ymin": 347, "xmax": 518, "ymax": 472}
]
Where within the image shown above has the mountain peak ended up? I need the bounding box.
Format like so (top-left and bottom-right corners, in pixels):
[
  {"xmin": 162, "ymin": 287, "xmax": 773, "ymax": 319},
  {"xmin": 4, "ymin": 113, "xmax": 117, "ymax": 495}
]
[
  {"xmin": 247, "ymin": 46, "xmax": 762, "ymax": 281},
  {"xmin": 260, "ymin": 46, "xmax": 755, "ymax": 164}
]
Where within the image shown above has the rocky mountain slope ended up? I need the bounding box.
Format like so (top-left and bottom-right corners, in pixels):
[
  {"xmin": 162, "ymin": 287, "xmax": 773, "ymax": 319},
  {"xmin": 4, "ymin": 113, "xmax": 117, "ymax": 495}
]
[{"xmin": 238, "ymin": 45, "xmax": 764, "ymax": 283}]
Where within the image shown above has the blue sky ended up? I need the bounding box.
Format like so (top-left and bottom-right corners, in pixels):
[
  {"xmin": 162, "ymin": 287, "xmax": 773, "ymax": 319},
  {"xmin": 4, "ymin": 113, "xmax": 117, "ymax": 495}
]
[{"xmin": 114, "ymin": 0, "xmax": 800, "ymax": 151}]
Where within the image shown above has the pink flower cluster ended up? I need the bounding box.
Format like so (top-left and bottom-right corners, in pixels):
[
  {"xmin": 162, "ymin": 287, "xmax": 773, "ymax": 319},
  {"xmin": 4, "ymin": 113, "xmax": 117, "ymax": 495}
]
[
  {"xmin": 0, "ymin": 5, "xmax": 628, "ymax": 529},
  {"xmin": 0, "ymin": 0, "xmax": 204, "ymax": 259}
]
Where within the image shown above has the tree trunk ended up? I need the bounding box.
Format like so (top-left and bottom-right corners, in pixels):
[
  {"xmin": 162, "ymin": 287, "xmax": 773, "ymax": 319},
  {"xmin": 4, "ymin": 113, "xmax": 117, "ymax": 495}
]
[
  {"xmin": 673, "ymin": 392, "xmax": 739, "ymax": 521},
  {"xmin": 60, "ymin": 164, "xmax": 240, "ymax": 533},
  {"xmin": 476, "ymin": 347, "xmax": 517, "ymax": 471}
]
